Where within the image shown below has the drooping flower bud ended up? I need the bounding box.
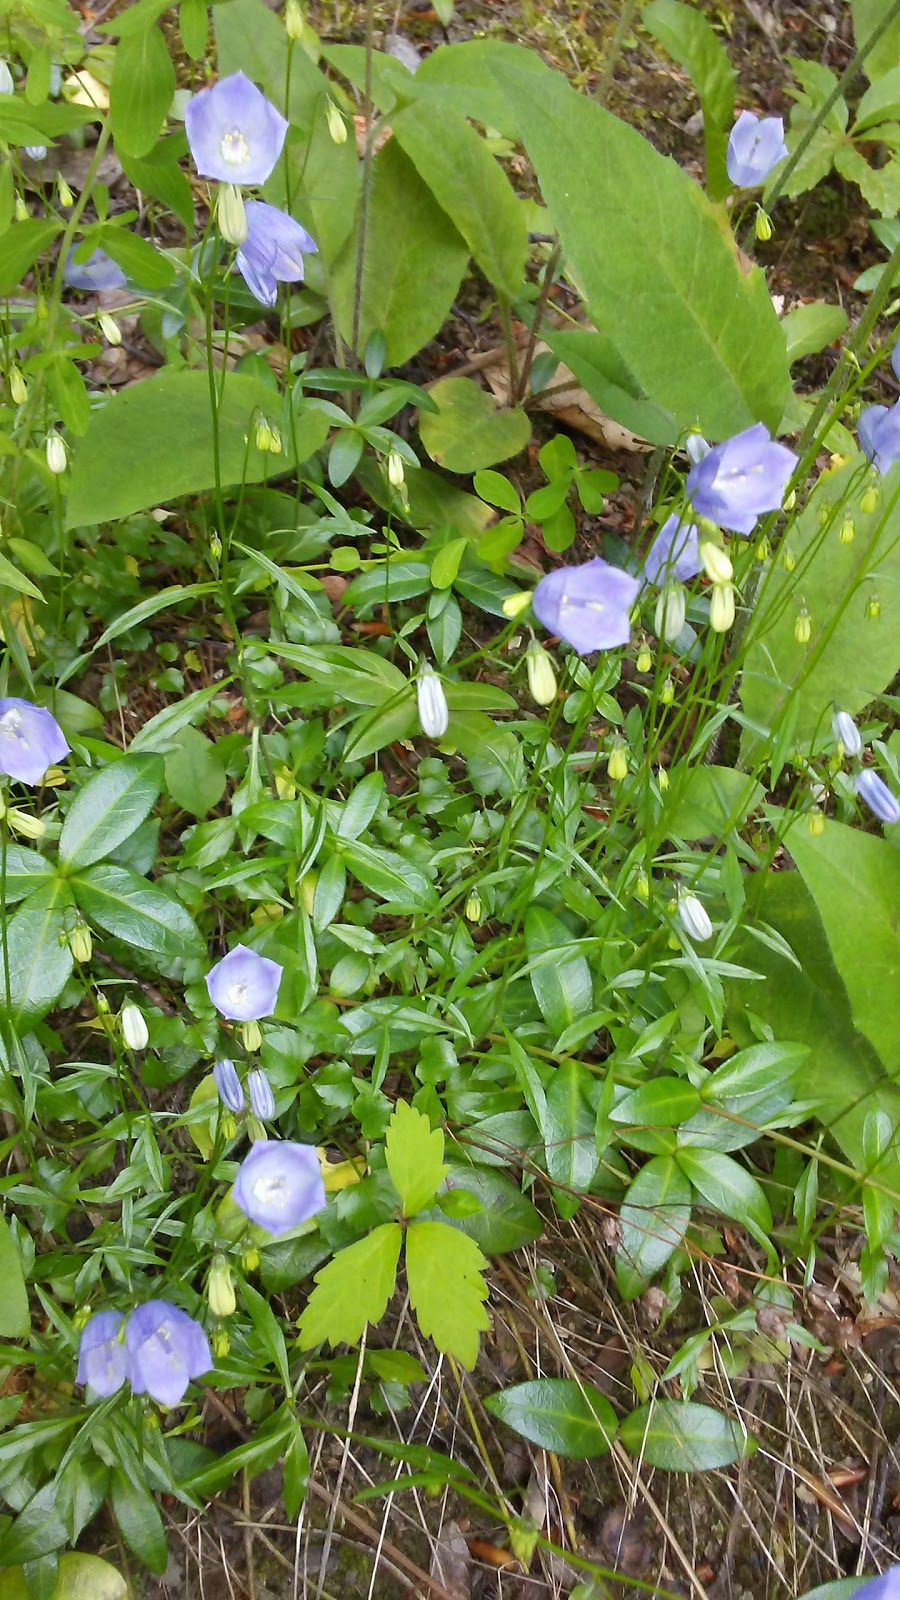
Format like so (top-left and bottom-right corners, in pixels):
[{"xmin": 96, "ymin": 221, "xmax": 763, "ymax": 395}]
[
  {"xmin": 387, "ymin": 448, "xmax": 406, "ymax": 489},
  {"xmin": 326, "ymin": 100, "xmax": 347, "ymax": 144},
  {"xmin": 213, "ymin": 1059, "xmax": 245, "ymax": 1114},
  {"xmin": 216, "ymin": 181, "xmax": 248, "ymax": 245},
  {"xmin": 417, "ymin": 663, "xmax": 449, "ymax": 739},
  {"xmin": 241, "ymin": 1243, "xmax": 260, "ymax": 1273},
  {"xmin": 69, "ymin": 921, "xmax": 92, "ymax": 963},
  {"xmin": 657, "ymin": 766, "xmax": 669, "ymax": 790},
  {"xmin": 855, "ymin": 769, "xmax": 900, "ymax": 825},
  {"xmin": 839, "ymin": 516, "xmax": 855, "ymax": 545},
  {"xmin": 636, "ymin": 647, "xmax": 652, "ymax": 674},
  {"xmin": 709, "ymin": 581, "xmax": 735, "ymax": 633},
  {"xmin": 25, "ymin": 145, "xmax": 47, "ymax": 161},
  {"xmin": 7, "ymin": 808, "xmax": 46, "ymax": 840},
  {"xmin": 783, "ymin": 489, "xmax": 796, "ymax": 511},
  {"xmin": 635, "ymin": 871, "xmax": 650, "ymax": 901},
  {"xmin": 254, "ymin": 415, "xmax": 282, "ymax": 454},
  {"xmin": 98, "ymin": 312, "xmax": 122, "ymax": 347},
  {"xmin": 754, "ymin": 206, "xmax": 773, "ymax": 241},
  {"xmin": 465, "ymin": 892, "xmax": 482, "ymax": 922},
  {"xmin": 832, "ymin": 711, "xmax": 862, "ymax": 759},
  {"xmin": 607, "ymin": 740, "xmax": 628, "ymax": 782},
  {"xmin": 699, "ymin": 541, "xmax": 733, "ymax": 584},
  {"xmin": 46, "ymin": 433, "xmax": 67, "ymax": 474},
  {"xmin": 208, "ymin": 1257, "xmax": 237, "ymax": 1318},
  {"xmin": 807, "ymin": 808, "xmax": 826, "ymax": 837},
  {"xmin": 284, "ymin": 0, "xmax": 305, "ymax": 38},
  {"xmin": 794, "ymin": 605, "xmax": 811, "ymax": 644},
  {"xmin": 866, "ymin": 593, "xmax": 881, "ymax": 620},
  {"xmin": 247, "ymin": 1068, "xmax": 275, "ymax": 1121},
  {"xmin": 781, "ymin": 547, "xmax": 796, "ymax": 573},
  {"xmin": 241, "ymin": 1018, "xmax": 262, "ymax": 1053},
  {"xmin": 502, "ymin": 590, "xmax": 532, "ymax": 620},
  {"xmin": 654, "ymin": 583, "xmax": 686, "ymax": 643},
  {"xmin": 660, "ymin": 676, "xmax": 675, "ymax": 706},
  {"xmin": 209, "ymin": 530, "xmax": 223, "ymax": 560},
  {"xmin": 676, "ymin": 893, "xmax": 713, "ymax": 943},
  {"xmin": 211, "ymin": 1327, "xmax": 231, "ymax": 1358},
  {"xmin": 121, "ymin": 1003, "xmax": 149, "ymax": 1051},
  {"xmin": 14, "ymin": 195, "xmax": 28, "ymax": 222},
  {"xmin": 526, "ymin": 640, "xmax": 557, "ymax": 707},
  {"xmin": 755, "ymin": 536, "xmax": 770, "ymax": 562},
  {"xmin": 860, "ymin": 486, "xmax": 879, "ymax": 515},
  {"xmin": 9, "ymin": 368, "xmax": 27, "ymax": 405},
  {"xmin": 57, "ymin": 177, "xmax": 74, "ymax": 208}
]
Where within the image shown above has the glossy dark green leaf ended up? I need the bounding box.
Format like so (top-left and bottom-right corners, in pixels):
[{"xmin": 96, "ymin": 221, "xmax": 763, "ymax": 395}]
[
  {"xmin": 675, "ymin": 1146, "xmax": 772, "ymax": 1240},
  {"xmin": 611, "ymin": 1078, "xmax": 701, "ymax": 1128},
  {"xmin": 1, "ymin": 844, "xmax": 54, "ymax": 906},
  {"xmin": 620, "ymin": 1399, "xmax": 755, "ymax": 1472},
  {"xmin": 0, "ymin": 1483, "xmax": 67, "ymax": 1566},
  {"xmin": 616, "ymin": 1155, "xmax": 691, "ymax": 1300},
  {"xmin": 523, "ymin": 906, "xmax": 592, "ymax": 1038},
  {"xmin": 441, "ymin": 1164, "xmax": 542, "ymax": 1254},
  {"xmin": 58, "ymin": 754, "xmax": 163, "ymax": 869},
  {"xmin": 0, "ymin": 882, "xmax": 75, "ymax": 1026},
  {"xmin": 72, "ymin": 863, "xmax": 204, "ymax": 959},
  {"xmin": 110, "ymin": 1469, "xmax": 168, "ymax": 1574},
  {"xmin": 543, "ymin": 1061, "xmax": 598, "ymax": 1191},
  {"xmin": 485, "ymin": 1379, "xmax": 618, "ymax": 1459}
]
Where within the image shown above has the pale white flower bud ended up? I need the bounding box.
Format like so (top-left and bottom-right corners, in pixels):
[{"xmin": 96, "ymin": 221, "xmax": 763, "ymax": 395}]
[
  {"xmin": 25, "ymin": 145, "xmax": 47, "ymax": 161},
  {"xmin": 526, "ymin": 641, "xmax": 557, "ymax": 707},
  {"xmin": 285, "ymin": 0, "xmax": 305, "ymax": 38},
  {"xmin": 98, "ymin": 312, "xmax": 122, "ymax": 347},
  {"xmin": 417, "ymin": 663, "xmax": 449, "ymax": 738},
  {"xmin": 832, "ymin": 710, "xmax": 862, "ymax": 759},
  {"xmin": 676, "ymin": 894, "xmax": 713, "ymax": 943},
  {"xmin": 46, "ymin": 433, "xmax": 67, "ymax": 474},
  {"xmin": 699, "ymin": 541, "xmax": 733, "ymax": 584},
  {"xmin": 709, "ymin": 581, "xmax": 735, "ymax": 633},
  {"xmin": 121, "ymin": 1003, "xmax": 149, "ymax": 1051},
  {"xmin": 654, "ymin": 583, "xmax": 686, "ymax": 643},
  {"xmin": 9, "ymin": 368, "xmax": 27, "ymax": 405},
  {"xmin": 326, "ymin": 100, "xmax": 347, "ymax": 144},
  {"xmin": 387, "ymin": 448, "xmax": 406, "ymax": 489},
  {"xmin": 0, "ymin": 60, "xmax": 13, "ymax": 95},
  {"xmin": 217, "ymin": 182, "xmax": 248, "ymax": 246}
]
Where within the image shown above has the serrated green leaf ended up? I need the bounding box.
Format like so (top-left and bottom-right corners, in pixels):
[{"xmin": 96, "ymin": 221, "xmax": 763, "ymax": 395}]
[
  {"xmin": 405, "ymin": 1220, "xmax": 489, "ymax": 1369},
  {"xmin": 58, "ymin": 754, "xmax": 163, "ymax": 869},
  {"xmin": 297, "ymin": 1223, "xmax": 402, "ymax": 1349},
  {"xmin": 485, "ymin": 1378, "xmax": 618, "ymax": 1458},
  {"xmin": 385, "ymin": 1100, "xmax": 447, "ymax": 1217},
  {"xmin": 620, "ymin": 1399, "xmax": 755, "ymax": 1472}
]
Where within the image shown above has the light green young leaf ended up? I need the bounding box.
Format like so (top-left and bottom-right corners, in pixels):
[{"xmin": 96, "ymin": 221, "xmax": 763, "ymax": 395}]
[
  {"xmin": 297, "ymin": 1223, "xmax": 403, "ymax": 1349},
  {"xmin": 109, "ymin": 25, "xmax": 175, "ymax": 159},
  {"xmin": 385, "ymin": 1100, "xmax": 448, "ymax": 1217},
  {"xmin": 419, "ymin": 377, "xmax": 530, "ymax": 474},
  {"xmin": 642, "ymin": 0, "xmax": 735, "ymax": 198},
  {"xmin": 543, "ymin": 1061, "xmax": 598, "ymax": 1192},
  {"xmin": 406, "ymin": 1220, "xmax": 490, "ymax": 1369},
  {"xmin": 620, "ymin": 1399, "xmax": 755, "ymax": 1472}
]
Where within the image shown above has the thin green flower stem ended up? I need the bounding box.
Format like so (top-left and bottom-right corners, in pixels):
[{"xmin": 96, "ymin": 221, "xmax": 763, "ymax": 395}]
[
  {"xmin": 351, "ymin": 0, "xmax": 376, "ymax": 363},
  {"xmin": 595, "ymin": 0, "xmax": 642, "ymax": 105},
  {"xmin": 513, "ymin": 242, "xmax": 560, "ymax": 406}
]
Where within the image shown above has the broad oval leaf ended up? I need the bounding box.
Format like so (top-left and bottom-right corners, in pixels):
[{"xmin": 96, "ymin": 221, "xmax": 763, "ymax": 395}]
[
  {"xmin": 485, "ymin": 1378, "xmax": 618, "ymax": 1459},
  {"xmin": 675, "ymin": 1146, "xmax": 773, "ymax": 1240},
  {"xmin": 523, "ymin": 906, "xmax": 593, "ymax": 1039},
  {"xmin": 71, "ymin": 863, "xmax": 204, "ymax": 960},
  {"xmin": 441, "ymin": 1164, "xmax": 542, "ymax": 1254},
  {"xmin": 1, "ymin": 843, "xmax": 54, "ymax": 906},
  {"xmin": 342, "ymin": 840, "xmax": 436, "ymax": 911},
  {"xmin": 419, "ymin": 377, "xmax": 530, "ymax": 474},
  {"xmin": 0, "ymin": 882, "xmax": 75, "ymax": 1026},
  {"xmin": 610, "ymin": 1078, "xmax": 701, "ymax": 1128},
  {"xmin": 616, "ymin": 1155, "xmax": 692, "ymax": 1301},
  {"xmin": 620, "ymin": 1399, "xmax": 755, "ymax": 1472},
  {"xmin": 58, "ymin": 755, "xmax": 163, "ymax": 870},
  {"xmin": 0, "ymin": 1553, "xmax": 127, "ymax": 1600}
]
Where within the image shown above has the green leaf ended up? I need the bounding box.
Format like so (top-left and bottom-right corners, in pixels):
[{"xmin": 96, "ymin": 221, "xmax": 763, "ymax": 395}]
[
  {"xmin": 0, "ymin": 843, "xmax": 54, "ymax": 906},
  {"xmin": 485, "ymin": 1378, "xmax": 618, "ymax": 1458},
  {"xmin": 109, "ymin": 25, "xmax": 175, "ymax": 158},
  {"xmin": 642, "ymin": 0, "xmax": 735, "ymax": 198},
  {"xmin": 430, "ymin": 536, "xmax": 468, "ymax": 591},
  {"xmin": 441, "ymin": 1164, "xmax": 542, "ymax": 1254},
  {"xmin": 611, "ymin": 1078, "xmax": 701, "ymax": 1128},
  {"xmin": 0, "ymin": 1483, "xmax": 67, "ymax": 1566},
  {"xmin": 336, "ymin": 770, "xmax": 385, "ymax": 841},
  {"xmin": 781, "ymin": 300, "xmax": 849, "ymax": 363},
  {"xmin": 543, "ymin": 1061, "xmax": 598, "ymax": 1191},
  {"xmin": 119, "ymin": 136, "xmax": 195, "ymax": 233},
  {"xmin": 0, "ymin": 1554, "xmax": 128, "ymax": 1600},
  {"xmin": 72, "ymin": 863, "xmax": 204, "ymax": 960},
  {"xmin": 341, "ymin": 840, "xmax": 435, "ymax": 911},
  {"xmin": 0, "ymin": 551, "xmax": 43, "ymax": 600},
  {"xmin": 852, "ymin": 0, "xmax": 900, "ymax": 80},
  {"xmin": 419, "ymin": 377, "xmax": 530, "ymax": 473},
  {"xmin": 740, "ymin": 460, "xmax": 900, "ymax": 754},
  {"xmin": 297, "ymin": 1223, "xmax": 403, "ymax": 1348},
  {"xmin": 406, "ymin": 1219, "xmax": 490, "ymax": 1369},
  {"xmin": 58, "ymin": 754, "xmax": 163, "ymax": 870},
  {"xmin": 0, "ymin": 220, "xmax": 61, "ymax": 295},
  {"xmin": 0, "ymin": 1213, "xmax": 29, "ymax": 1338},
  {"xmin": 675, "ymin": 1147, "xmax": 773, "ymax": 1240},
  {"xmin": 94, "ymin": 222, "xmax": 174, "ymax": 288},
  {"xmin": 663, "ymin": 766, "xmax": 765, "ymax": 840},
  {"xmin": 523, "ymin": 906, "xmax": 593, "ymax": 1039},
  {"xmin": 620, "ymin": 1399, "xmax": 755, "ymax": 1472},
  {"xmin": 269, "ymin": 641, "xmax": 408, "ymax": 704},
  {"xmin": 616, "ymin": 1155, "xmax": 692, "ymax": 1300},
  {"xmin": 473, "ymin": 469, "xmax": 520, "ymax": 513},
  {"xmin": 182, "ymin": 1408, "xmax": 294, "ymax": 1497},
  {"xmin": 391, "ymin": 100, "xmax": 527, "ymax": 298},
  {"xmin": 110, "ymin": 1468, "xmax": 168, "ymax": 1574},
  {"xmin": 164, "ymin": 725, "xmax": 227, "ymax": 817},
  {"xmin": 332, "ymin": 140, "xmax": 469, "ymax": 366},
  {"xmin": 786, "ymin": 820, "xmax": 900, "ymax": 1074},
  {"xmin": 0, "ymin": 882, "xmax": 75, "ymax": 1026},
  {"xmin": 180, "ymin": 0, "xmax": 208, "ymax": 59},
  {"xmin": 66, "ymin": 370, "xmax": 298, "ymax": 528},
  {"xmin": 493, "ymin": 45, "xmax": 789, "ymax": 437},
  {"xmin": 385, "ymin": 1100, "xmax": 448, "ymax": 1217}
]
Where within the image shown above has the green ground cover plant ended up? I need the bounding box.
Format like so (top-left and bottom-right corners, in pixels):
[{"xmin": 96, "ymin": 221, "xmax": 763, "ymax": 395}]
[{"xmin": 0, "ymin": 0, "xmax": 898, "ymax": 1593}]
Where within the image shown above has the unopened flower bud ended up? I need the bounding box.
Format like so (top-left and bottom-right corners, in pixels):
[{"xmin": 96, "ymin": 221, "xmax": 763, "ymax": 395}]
[
  {"xmin": 120, "ymin": 1003, "xmax": 149, "ymax": 1051},
  {"xmin": 794, "ymin": 605, "xmax": 811, "ymax": 644},
  {"xmin": 0, "ymin": 60, "xmax": 12, "ymax": 95},
  {"xmin": 300, "ymin": 869, "xmax": 317, "ymax": 915},
  {"xmin": 676, "ymin": 893, "xmax": 712, "ymax": 943},
  {"xmin": 69, "ymin": 922, "xmax": 92, "ymax": 963},
  {"xmin": 807, "ymin": 807, "xmax": 826, "ymax": 836},
  {"xmin": 285, "ymin": 0, "xmax": 305, "ymax": 38},
  {"xmin": 526, "ymin": 640, "xmax": 557, "ymax": 707},
  {"xmin": 755, "ymin": 536, "xmax": 770, "ymax": 561},
  {"xmin": 465, "ymin": 892, "xmax": 482, "ymax": 922},
  {"xmin": 781, "ymin": 547, "xmax": 796, "ymax": 573},
  {"xmin": 254, "ymin": 415, "xmax": 282, "ymax": 454},
  {"xmin": 700, "ymin": 541, "xmax": 733, "ymax": 584},
  {"xmin": 387, "ymin": 448, "xmax": 405, "ymax": 489},
  {"xmin": 832, "ymin": 710, "xmax": 862, "ymax": 759},
  {"xmin": 860, "ymin": 486, "xmax": 879, "ymax": 515},
  {"xmin": 14, "ymin": 195, "xmax": 28, "ymax": 222},
  {"xmin": 635, "ymin": 871, "xmax": 650, "ymax": 901},
  {"xmin": 607, "ymin": 740, "xmax": 628, "ymax": 782},
  {"xmin": 221, "ymin": 1111, "xmax": 237, "ymax": 1140},
  {"xmin": 73, "ymin": 1304, "xmax": 93, "ymax": 1331},
  {"xmin": 660, "ymin": 676, "xmax": 675, "ymax": 706},
  {"xmin": 242, "ymin": 1243, "xmax": 260, "ymax": 1273},
  {"xmin": 8, "ymin": 808, "xmax": 46, "ymax": 840},
  {"xmin": 46, "ymin": 433, "xmax": 67, "ymax": 474},
  {"xmin": 755, "ymin": 206, "xmax": 773, "ymax": 241},
  {"xmin": 247, "ymin": 1114, "xmax": 267, "ymax": 1142},
  {"xmin": 208, "ymin": 1257, "xmax": 236, "ymax": 1317},
  {"xmin": 502, "ymin": 590, "xmax": 532, "ymax": 620},
  {"xmin": 25, "ymin": 145, "xmax": 47, "ymax": 161},
  {"xmin": 866, "ymin": 593, "xmax": 881, "ymax": 620},
  {"xmin": 783, "ymin": 489, "xmax": 796, "ymax": 511},
  {"xmin": 326, "ymin": 100, "xmax": 347, "ymax": 144},
  {"xmin": 839, "ymin": 516, "xmax": 855, "ymax": 545},
  {"xmin": 241, "ymin": 1019, "xmax": 262, "ymax": 1053},
  {"xmin": 247, "ymin": 1068, "xmax": 275, "ymax": 1121},
  {"xmin": 217, "ymin": 181, "xmax": 248, "ymax": 245},
  {"xmin": 856, "ymin": 768, "xmax": 900, "ymax": 824},
  {"xmin": 57, "ymin": 177, "xmax": 74, "ymax": 207},
  {"xmin": 213, "ymin": 1059, "xmax": 245, "ymax": 1114},
  {"xmin": 211, "ymin": 1327, "xmax": 231, "ymax": 1358},
  {"xmin": 9, "ymin": 367, "xmax": 27, "ymax": 405},
  {"xmin": 209, "ymin": 530, "xmax": 223, "ymax": 560},
  {"xmin": 658, "ymin": 766, "xmax": 669, "ymax": 790},
  {"xmin": 417, "ymin": 663, "xmax": 449, "ymax": 739},
  {"xmin": 98, "ymin": 312, "xmax": 122, "ymax": 346},
  {"xmin": 654, "ymin": 583, "xmax": 686, "ymax": 643},
  {"xmin": 709, "ymin": 581, "xmax": 735, "ymax": 633},
  {"xmin": 636, "ymin": 647, "xmax": 652, "ymax": 673}
]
